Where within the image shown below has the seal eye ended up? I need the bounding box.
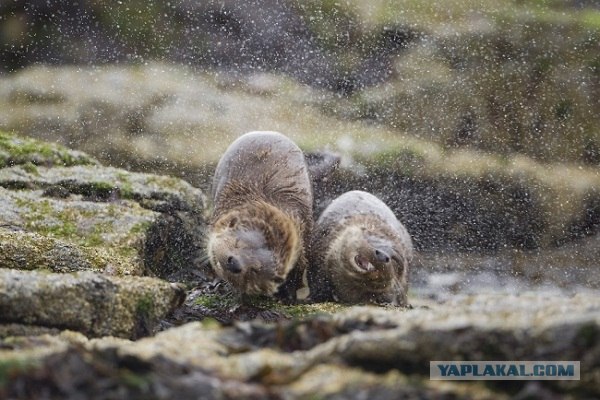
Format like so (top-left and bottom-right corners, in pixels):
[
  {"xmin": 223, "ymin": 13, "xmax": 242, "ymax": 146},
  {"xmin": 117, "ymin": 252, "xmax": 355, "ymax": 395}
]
[{"xmin": 228, "ymin": 217, "xmax": 238, "ymax": 228}]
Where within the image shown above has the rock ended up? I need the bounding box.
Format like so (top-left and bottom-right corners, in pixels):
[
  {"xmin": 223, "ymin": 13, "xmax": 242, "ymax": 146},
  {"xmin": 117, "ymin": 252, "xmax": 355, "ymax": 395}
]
[
  {"xmin": 0, "ymin": 229, "xmax": 138, "ymax": 275},
  {"xmin": 0, "ymin": 135, "xmax": 208, "ymax": 280},
  {"xmin": 2, "ymin": 65, "xmax": 599, "ymax": 256},
  {"xmin": 1, "ymin": 292, "xmax": 597, "ymax": 398},
  {"xmin": 0, "ymin": 269, "xmax": 185, "ymax": 339},
  {"xmin": 0, "ymin": 130, "xmax": 97, "ymax": 168},
  {"xmin": 0, "ymin": 131, "xmax": 206, "ymax": 338}
]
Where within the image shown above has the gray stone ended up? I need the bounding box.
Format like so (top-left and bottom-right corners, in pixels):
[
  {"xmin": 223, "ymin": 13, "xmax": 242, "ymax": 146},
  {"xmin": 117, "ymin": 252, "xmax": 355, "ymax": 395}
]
[
  {"xmin": 1, "ymin": 292, "xmax": 597, "ymax": 398},
  {"xmin": 0, "ymin": 269, "xmax": 185, "ymax": 339}
]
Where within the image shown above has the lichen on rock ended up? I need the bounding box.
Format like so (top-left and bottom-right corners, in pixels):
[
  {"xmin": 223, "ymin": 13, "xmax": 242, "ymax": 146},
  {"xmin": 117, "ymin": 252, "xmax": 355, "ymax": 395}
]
[
  {"xmin": 0, "ymin": 269, "xmax": 185, "ymax": 339},
  {"xmin": 0, "ymin": 131, "xmax": 207, "ymax": 340},
  {"xmin": 1, "ymin": 292, "xmax": 598, "ymax": 398}
]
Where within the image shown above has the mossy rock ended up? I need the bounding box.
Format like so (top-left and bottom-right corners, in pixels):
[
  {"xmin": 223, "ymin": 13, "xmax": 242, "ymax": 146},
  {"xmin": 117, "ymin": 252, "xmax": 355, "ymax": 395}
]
[
  {"xmin": 1, "ymin": 292, "xmax": 598, "ymax": 398},
  {"xmin": 0, "ymin": 229, "xmax": 139, "ymax": 275},
  {"xmin": 0, "ymin": 132, "xmax": 208, "ymax": 281},
  {"xmin": 0, "ymin": 269, "xmax": 185, "ymax": 339},
  {"xmin": 0, "ymin": 130, "xmax": 98, "ymax": 168}
]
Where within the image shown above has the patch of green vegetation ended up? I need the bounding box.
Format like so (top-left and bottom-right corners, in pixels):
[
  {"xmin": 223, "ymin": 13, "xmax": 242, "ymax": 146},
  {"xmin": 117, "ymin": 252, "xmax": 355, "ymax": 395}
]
[
  {"xmin": 20, "ymin": 162, "xmax": 39, "ymax": 176},
  {"xmin": 194, "ymin": 293, "xmax": 345, "ymax": 319},
  {"xmin": 0, "ymin": 130, "xmax": 95, "ymax": 167},
  {"xmin": 39, "ymin": 220, "xmax": 78, "ymax": 238},
  {"xmin": 83, "ymin": 222, "xmax": 112, "ymax": 247},
  {"xmin": 195, "ymin": 293, "xmax": 238, "ymax": 309},
  {"xmin": 17, "ymin": 197, "xmax": 85, "ymax": 244},
  {"xmin": 116, "ymin": 172, "xmax": 135, "ymax": 199},
  {"xmin": 118, "ymin": 369, "xmax": 151, "ymax": 391},
  {"xmin": 129, "ymin": 221, "xmax": 151, "ymax": 235},
  {"xmin": 579, "ymin": 9, "xmax": 600, "ymax": 30},
  {"xmin": 0, "ymin": 357, "xmax": 36, "ymax": 388},
  {"xmin": 135, "ymin": 294, "xmax": 156, "ymax": 322}
]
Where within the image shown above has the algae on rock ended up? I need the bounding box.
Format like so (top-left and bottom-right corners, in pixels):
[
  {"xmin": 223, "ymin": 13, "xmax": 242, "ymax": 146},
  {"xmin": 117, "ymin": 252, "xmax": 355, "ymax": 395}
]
[
  {"xmin": 0, "ymin": 268, "xmax": 185, "ymax": 339},
  {"xmin": 1, "ymin": 292, "xmax": 598, "ymax": 399},
  {"xmin": 0, "ymin": 131, "xmax": 207, "ymax": 339}
]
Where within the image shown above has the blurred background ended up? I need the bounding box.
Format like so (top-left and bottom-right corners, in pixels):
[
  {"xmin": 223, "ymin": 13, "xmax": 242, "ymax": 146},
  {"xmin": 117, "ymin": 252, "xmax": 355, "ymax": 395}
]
[{"xmin": 1, "ymin": 0, "xmax": 599, "ymax": 293}]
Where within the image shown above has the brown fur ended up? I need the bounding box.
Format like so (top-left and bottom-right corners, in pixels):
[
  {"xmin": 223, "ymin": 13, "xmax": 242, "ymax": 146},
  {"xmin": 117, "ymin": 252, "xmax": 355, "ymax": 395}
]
[
  {"xmin": 308, "ymin": 191, "xmax": 412, "ymax": 306},
  {"xmin": 207, "ymin": 132, "xmax": 312, "ymax": 302}
]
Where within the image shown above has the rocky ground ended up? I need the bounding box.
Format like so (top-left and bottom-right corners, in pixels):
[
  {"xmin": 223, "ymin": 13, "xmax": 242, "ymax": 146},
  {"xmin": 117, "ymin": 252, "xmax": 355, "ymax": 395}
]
[
  {"xmin": 1, "ymin": 1, "xmax": 599, "ymax": 398},
  {"xmin": 0, "ymin": 132, "xmax": 598, "ymax": 399},
  {"xmin": 3, "ymin": 292, "xmax": 599, "ymax": 399}
]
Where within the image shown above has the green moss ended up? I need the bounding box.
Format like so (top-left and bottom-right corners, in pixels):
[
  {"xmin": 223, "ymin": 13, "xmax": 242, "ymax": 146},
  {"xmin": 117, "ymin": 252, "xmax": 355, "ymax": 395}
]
[
  {"xmin": 0, "ymin": 357, "xmax": 36, "ymax": 388},
  {"xmin": 116, "ymin": 172, "xmax": 135, "ymax": 199},
  {"xmin": 83, "ymin": 223, "xmax": 110, "ymax": 247},
  {"xmin": 21, "ymin": 162, "xmax": 39, "ymax": 176},
  {"xmin": 39, "ymin": 220, "xmax": 78, "ymax": 238},
  {"xmin": 194, "ymin": 293, "xmax": 344, "ymax": 319},
  {"xmin": 581, "ymin": 9, "xmax": 600, "ymax": 30},
  {"xmin": 135, "ymin": 295, "xmax": 156, "ymax": 320},
  {"xmin": 0, "ymin": 130, "xmax": 96, "ymax": 167},
  {"xmin": 118, "ymin": 369, "xmax": 151, "ymax": 390},
  {"xmin": 195, "ymin": 293, "xmax": 238, "ymax": 309},
  {"xmin": 200, "ymin": 318, "xmax": 221, "ymax": 329},
  {"xmin": 129, "ymin": 221, "xmax": 151, "ymax": 235}
]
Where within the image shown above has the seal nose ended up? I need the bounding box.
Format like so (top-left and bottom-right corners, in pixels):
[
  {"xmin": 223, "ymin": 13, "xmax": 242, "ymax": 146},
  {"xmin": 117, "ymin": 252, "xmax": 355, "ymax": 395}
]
[
  {"xmin": 374, "ymin": 249, "xmax": 390, "ymax": 263},
  {"xmin": 225, "ymin": 255, "xmax": 242, "ymax": 274}
]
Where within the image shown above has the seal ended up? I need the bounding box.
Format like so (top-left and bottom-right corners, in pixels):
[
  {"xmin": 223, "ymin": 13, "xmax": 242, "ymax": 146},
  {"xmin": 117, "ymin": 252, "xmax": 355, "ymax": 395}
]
[
  {"xmin": 207, "ymin": 131, "xmax": 313, "ymax": 302},
  {"xmin": 308, "ymin": 190, "xmax": 413, "ymax": 305}
]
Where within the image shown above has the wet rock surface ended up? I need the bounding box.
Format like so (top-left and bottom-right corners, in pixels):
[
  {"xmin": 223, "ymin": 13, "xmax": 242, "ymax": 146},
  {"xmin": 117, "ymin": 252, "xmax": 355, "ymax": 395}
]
[
  {"xmin": 2, "ymin": 292, "xmax": 598, "ymax": 399},
  {"xmin": 0, "ymin": 269, "xmax": 185, "ymax": 339},
  {"xmin": 0, "ymin": 127, "xmax": 597, "ymax": 399},
  {"xmin": 0, "ymin": 132, "xmax": 203, "ymax": 338}
]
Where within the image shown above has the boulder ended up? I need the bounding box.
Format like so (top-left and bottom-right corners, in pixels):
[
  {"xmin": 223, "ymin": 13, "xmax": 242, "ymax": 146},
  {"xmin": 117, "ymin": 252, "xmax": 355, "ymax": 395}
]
[
  {"xmin": 0, "ymin": 269, "xmax": 185, "ymax": 339},
  {"xmin": 0, "ymin": 131, "xmax": 205, "ymax": 338}
]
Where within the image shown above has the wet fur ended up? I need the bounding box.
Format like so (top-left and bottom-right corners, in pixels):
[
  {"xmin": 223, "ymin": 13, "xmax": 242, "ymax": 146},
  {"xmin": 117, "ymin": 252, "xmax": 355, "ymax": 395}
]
[
  {"xmin": 207, "ymin": 132, "xmax": 312, "ymax": 302},
  {"xmin": 308, "ymin": 192, "xmax": 412, "ymax": 305}
]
